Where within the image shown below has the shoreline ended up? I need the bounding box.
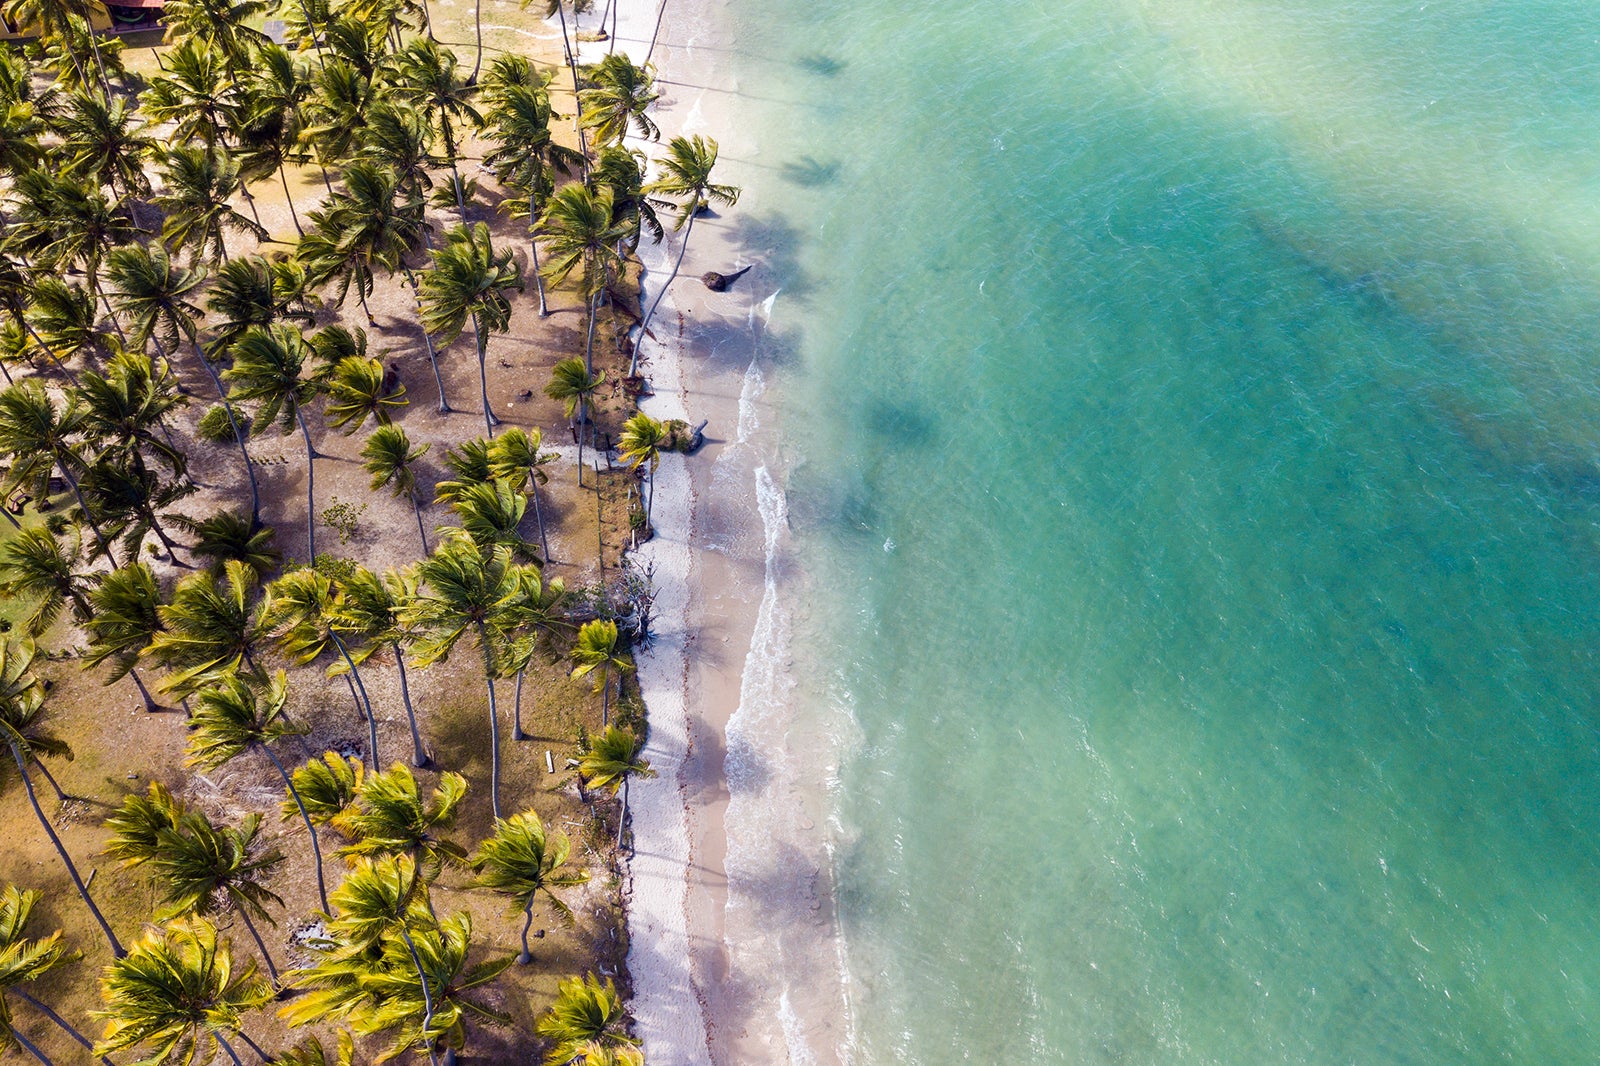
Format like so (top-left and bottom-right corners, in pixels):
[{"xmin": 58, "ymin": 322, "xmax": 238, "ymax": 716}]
[{"xmin": 589, "ymin": 2, "xmax": 853, "ymax": 1062}]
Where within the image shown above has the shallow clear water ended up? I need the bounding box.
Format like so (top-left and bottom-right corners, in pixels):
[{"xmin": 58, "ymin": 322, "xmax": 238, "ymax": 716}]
[{"xmin": 716, "ymin": 0, "xmax": 1600, "ymax": 1061}]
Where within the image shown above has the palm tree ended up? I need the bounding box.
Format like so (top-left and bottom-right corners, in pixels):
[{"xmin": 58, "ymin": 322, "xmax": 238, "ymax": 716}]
[
  {"xmin": 186, "ymin": 668, "xmax": 331, "ymax": 913},
  {"xmin": 538, "ymin": 184, "xmax": 628, "ymax": 374},
  {"xmin": 225, "ymin": 324, "xmax": 324, "ymax": 558},
  {"xmin": 0, "ymin": 379, "xmax": 109, "ymax": 549},
  {"xmin": 503, "ymin": 565, "xmax": 565, "ymax": 742},
  {"xmin": 325, "ymin": 356, "xmax": 406, "ymax": 433},
  {"xmin": 579, "ymin": 53, "xmax": 658, "ymax": 148},
  {"xmin": 0, "ymin": 638, "xmax": 125, "ymax": 957},
  {"xmin": 153, "ymin": 145, "xmax": 268, "ymax": 266},
  {"xmin": 298, "ymin": 162, "xmax": 424, "ymax": 326},
  {"xmin": 488, "ymin": 427, "xmax": 555, "ymax": 563},
  {"xmin": 579, "ymin": 724, "xmax": 654, "ymax": 850},
  {"xmin": 105, "ymin": 789, "xmax": 287, "ymax": 982},
  {"xmin": 417, "ymin": 222, "xmax": 523, "ymax": 437},
  {"xmin": 337, "ymin": 566, "xmax": 430, "ymax": 767},
  {"xmin": 232, "ymin": 45, "xmax": 315, "ymax": 233},
  {"xmin": 431, "ymin": 438, "xmax": 491, "ymax": 506},
  {"xmin": 81, "ymin": 457, "xmax": 196, "ymax": 565},
  {"xmin": 570, "ymin": 619, "xmax": 630, "ymax": 727},
  {"xmin": 105, "ymin": 243, "xmax": 262, "ymax": 523},
  {"xmin": 543, "ymin": 356, "xmax": 604, "ymax": 477},
  {"xmin": 52, "ymin": 91, "xmax": 151, "ymax": 198},
  {"xmin": 523, "ymin": 0, "xmax": 590, "ymax": 163},
  {"xmin": 336, "ymin": 762, "xmax": 467, "ymax": 882},
  {"xmin": 173, "ymin": 510, "xmax": 281, "ymax": 580},
  {"xmin": 260, "ymin": 568, "xmax": 379, "ymax": 766},
  {"xmin": 590, "ymin": 144, "xmax": 665, "ymax": 250},
  {"xmin": 0, "ymin": 528, "xmax": 94, "ymax": 636},
  {"xmin": 140, "ymin": 39, "xmax": 236, "ymax": 151},
  {"xmin": 467, "ymin": 811, "xmax": 586, "ymax": 964},
  {"xmin": 160, "ymin": 0, "xmax": 272, "ymax": 70},
  {"xmin": 93, "ymin": 917, "xmax": 273, "ymax": 1066},
  {"xmin": 449, "ymin": 478, "xmax": 539, "ymax": 563},
  {"xmin": 618, "ymin": 410, "xmax": 666, "ymax": 529},
  {"xmin": 481, "ymin": 78, "xmax": 582, "ymax": 318},
  {"xmin": 635, "ymin": 134, "xmax": 741, "ymax": 374},
  {"xmin": 533, "ymin": 973, "xmax": 638, "ymax": 1066},
  {"xmin": 145, "ymin": 559, "xmax": 267, "ymax": 697},
  {"xmin": 206, "ymin": 255, "xmax": 317, "ymax": 356},
  {"xmin": 282, "ymin": 750, "xmax": 363, "ymax": 837},
  {"xmin": 0, "ymin": 883, "xmax": 110, "ymax": 1065},
  {"xmin": 9, "ymin": 172, "xmax": 136, "ymax": 308},
  {"xmin": 83, "ymin": 561, "xmax": 165, "ymax": 712},
  {"xmin": 25, "ymin": 278, "xmax": 106, "ymax": 380},
  {"xmin": 393, "ymin": 40, "xmax": 479, "ymax": 220},
  {"xmin": 404, "ymin": 532, "xmax": 529, "ymax": 820},
  {"xmin": 360, "ymin": 425, "xmax": 431, "ymax": 555},
  {"xmin": 77, "ymin": 350, "xmax": 190, "ymax": 485},
  {"xmin": 0, "ymin": 0, "xmax": 102, "ymax": 88}
]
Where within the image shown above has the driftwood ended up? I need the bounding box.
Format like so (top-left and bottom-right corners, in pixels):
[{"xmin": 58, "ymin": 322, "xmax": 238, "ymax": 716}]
[{"xmin": 701, "ymin": 265, "xmax": 752, "ymax": 292}]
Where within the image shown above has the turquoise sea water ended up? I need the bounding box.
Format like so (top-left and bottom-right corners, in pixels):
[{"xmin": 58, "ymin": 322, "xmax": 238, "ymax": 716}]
[{"xmin": 718, "ymin": 1, "xmax": 1600, "ymax": 1061}]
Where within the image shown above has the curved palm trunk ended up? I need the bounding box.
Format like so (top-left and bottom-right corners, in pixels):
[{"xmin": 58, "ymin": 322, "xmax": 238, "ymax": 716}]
[
  {"xmin": 441, "ymin": 116, "xmax": 468, "ymax": 225},
  {"xmin": 517, "ymin": 899, "xmax": 533, "ymax": 964},
  {"xmin": 188, "ymin": 334, "xmax": 262, "ymax": 522},
  {"xmin": 130, "ymin": 668, "xmax": 160, "ymax": 712},
  {"xmin": 294, "ymin": 404, "xmax": 317, "ymax": 559},
  {"xmin": 529, "ymin": 476, "xmax": 550, "ymax": 562},
  {"xmin": 14, "ymin": 990, "xmax": 115, "ymax": 1066},
  {"xmin": 278, "ymin": 163, "xmax": 305, "ymax": 237},
  {"xmin": 54, "ymin": 455, "xmax": 112, "ymax": 560},
  {"xmin": 529, "ymin": 192, "xmax": 549, "ymax": 316},
  {"xmin": 260, "ymin": 744, "xmax": 329, "ymax": 912},
  {"xmin": 553, "ymin": 4, "xmax": 590, "ymax": 170},
  {"xmin": 396, "ymin": 926, "xmax": 442, "ymax": 1066},
  {"xmin": 419, "ymin": 0, "xmax": 436, "ymax": 39},
  {"xmin": 331, "ymin": 631, "xmax": 379, "ymax": 768},
  {"xmin": 475, "ymin": 624, "xmax": 502, "ymax": 821},
  {"xmin": 600, "ymin": 663, "xmax": 610, "ymax": 726},
  {"xmin": 394, "ymin": 648, "xmax": 428, "ymax": 768},
  {"xmin": 645, "ymin": 0, "xmax": 668, "ymax": 65},
  {"xmin": 471, "ymin": 313, "xmax": 498, "ymax": 437},
  {"xmin": 214, "ymin": 1032, "xmax": 248, "ymax": 1066},
  {"xmin": 632, "ymin": 209, "xmax": 694, "ymax": 377},
  {"xmin": 583, "ymin": 291, "xmax": 597, "ymax": 374},
  {"xmin": 470, "ymin": 0, "xmax": 484, "ymax": 83},
  {"xmin": 236, "ymin": 908, "xmax": 280, "ymax": 983},
  {"xmin": 402, "ymin": 267, "xmax": 451, "ymax": 414},
  {"xmin": 512, "ymin": 668, "xmax": 525, "ymax": 741},
  {"xmin": 8, "ymin": 744, "xmax": 125, "ymax": 957}
]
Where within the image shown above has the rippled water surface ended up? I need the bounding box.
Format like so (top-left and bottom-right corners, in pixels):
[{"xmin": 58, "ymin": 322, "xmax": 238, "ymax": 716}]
[{"xmin": 713, "ymin": 1, "xmax": 1600, "ymax": 1061}]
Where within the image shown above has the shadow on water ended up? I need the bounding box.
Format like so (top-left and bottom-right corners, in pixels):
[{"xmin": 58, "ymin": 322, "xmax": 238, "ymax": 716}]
[
  {"xmin": 796, "ymin": 53, "xmax": 845, "ymax": 76},
  {"xmin": 779, "ymin": 156, "xmax": 843, "ymax": 188}
]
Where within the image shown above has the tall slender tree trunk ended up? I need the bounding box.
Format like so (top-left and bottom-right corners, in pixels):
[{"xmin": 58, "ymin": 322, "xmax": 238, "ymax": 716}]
[
  {"xmin": 9, "ymin": 744, "xmax": 124, "ymax": 957},
  {"xmin": 188, "ymin": 334, "xmax": 261, "ymax": 522},
  {"xmin": 397, "ymin": 927, "xmax": 442, "ymax": 1066},
  {"xmin": 295, "ymin": 406, "xmax": 317, "ymax": 559},
  {"xmin": 403, "ymin": 267, "xmax": 451, "ymax": 413},
  {"xmin": 645, "ymin": 0, "xmax": 668, "ymax": 65},
  {"xmin": 331, "ymin": 632, "xmax": 379, "ymax": 768},
  {"xmin": 14, "ymin": 990, "xmax": 115, "ymax": 1066},
  {"xmin": 395, "ymin": 649, "xmax": 428, "ymax": 767},
  {"xmin": 600, "ymin": 663, "xmax": 610, "ymax": 726},
  {"xmin": 530, "ymin": 475, "xmax": 550, "ymax": 563},
  {"xmin": 476, "ymin": 625, "xmax": 502, "ymax": 821},
  {"xmin": 512, "ymin": 668, "xmax": 525, "ymax": 741},
  {"xmin": 472, "ymin": 315, "xmax": 498, "ymax": 436},
  {"xmin": 529, "ymin": 191, "xmax": 549, "ymax": 316},
  {"xmin": 411, "ymin": 494, "xmax": 430, "ymax": 555},
  {"xmin": 517, "ymin": 899, "xmax": 533, "ymax": 964},
  {"xmin": 583, "ymin": 291, "xmax": 597, "ymax": 374},
  {"xmin": 616, "ymin": 774, "xmax": 628, "ymax": 850},
  {"xmin": 632, "ymin": 209, "xmax": 694, "ymax": 377},
  {"xmin": 262, "ymin": 744, "xmax": 329, "ymax": 912},
  {"xmin": 554, "ymin": 5, "xmax": 590, "ymax": 170},
  {"xmin": 470, "ymin": 0, "xmax": 484, "ymax": 83},
  {"xmin": 55, "ymin": 457, "xmax": 112, "ymax": 560},
  {"xmin": 278, "ymin": 163, "xmax": 305, "ymax": 237}
]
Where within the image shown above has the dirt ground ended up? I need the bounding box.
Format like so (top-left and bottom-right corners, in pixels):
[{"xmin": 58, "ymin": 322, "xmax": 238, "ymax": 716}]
[{"xmin": 1, "ymin": 4, "xmax": 664, "ymax": 1062}]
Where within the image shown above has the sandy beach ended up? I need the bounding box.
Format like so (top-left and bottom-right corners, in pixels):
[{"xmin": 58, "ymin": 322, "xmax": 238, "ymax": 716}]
[{"xmin": 592, "ymin": 2, "xmax": 853, "ymax": 1063}]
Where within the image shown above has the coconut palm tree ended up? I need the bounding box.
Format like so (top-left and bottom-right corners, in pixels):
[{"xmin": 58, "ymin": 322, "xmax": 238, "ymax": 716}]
[
  {"xmin": 502, "ymin": 565, "xmax": 565, "ymax": 742},
  {"xmin": 618, "ymin": 410, "xmax": 666, "ymax": 529},
  {"xmin": 0, "ymin": 379, "xmax": 107, "ymax": 546},
  {"xmin": 160, "ymin": 0, "xmax": 272, "ymax": 71},
  {"xmin": 206, "ymin": 255, "xmax": 317, "ymax": 356},
  {"xmin": 537, "ymin": 184, "xmax": 628, "ymax": 374},
  {"xmin": 0, "ymin": 0, "xmax": 102, "ymax": 89},
  {"xmin": 0, "ymin": 883, "xmax": 111, "ymax": 1066},
  {"xmin": 449, "ymin": 478, "xmax": 539, "ymax": 563},
  {"xmin": 153, "ymin": 145, "xmax": 267, "ymax": 266},
  {"xmin": 24, "ymin": 278, "xmax": 106, "ymax": 380},
  {"xmin": 282, "ymin": 750, "xmax": 363, "ymax": 837},
  {"xmin": 83, "ymin": 560, "xmax": 165, "ymax": 712},
  {"xmin": 225, "ymin": 324, "xmax": 324, "ymax": 557},
  {"xmin": 543, "ymin": 356, "xmax": 604, "ymax": 477},
  {"xmin": 487, "ymin": 427, "xmax": 555, "ymax": 563},
  {"xmin": 417, "ymin": 222, "xmax": 523, "ymax": 437},
  {"xmin": 0, "ymin": 528, "xmax": 95, "ymax": 636},
  {"xmin": 403, "ymin": 532, "xmax": 528, "ymax": 820},
  {"xmin": 579, "ymin": 724, "xmax": 653, "ymax": 850},
  {"xmin": 0, "ymin": 638, "xmax": 125, "ymax": 957},
  {"xmin": 77, "ymin": 350, "xmax": 189, "ymax": 485},
  {"xmin": 173, "ymin": 510, "xmax": 281, "ymax": 580},
  {"xmin": 52, "ymin": 91, "xmax": 152, "ymax": 199},
  {"xmin": 302, "ymin": 56, "xmax": 378, "ymax": 171},
  {"xmin": 590, "ymin": 144, "xmax": 665, "ymax": 250},
  {"xmin": 298, "ymin": 162, "xmax": 424, "ymax": 326},
  {"xmin": 336, "ymin": 566, "xmax": 429, "ymax": 766},
  {"xmin": 105, "ymin": 243, "xmax": 262, "ymax": 522},
  {"xmin": 467, "ymin": 811, "xmax": 585, "ymax": 964},
  {"xmin": 145, "ymin": 559, "xmax": 267, "ymax": 697},
  {"xmin": 430, "ymin": 438, "xmax": 490, "ymax": 506},
  {"xmin": 186, "ymin": 668, "xmax": 331, "ymax": 913},
  {"xmin": 232, "ymin": 45, "xmax": 315, "ymax": 232},
  {"xmin": 360, "ymin": 425, "xmax": 431, "ymax": 555},
  {"xmin": 523, "ymin": 0, "xmax": 590, "ymax": 162},
  {"xmin": 82, "ymin": 457, "xmax": 196, "ymax": 565},
  {"xmin": 533, "ymin": 973, "xmax": 638, "ymax": 1066},
  {"xmin": 260, "ymin": 568, "xmax": 379, "ymax": 766},
  {"xmin": 392, "ymin": 40, "xmax": 478, "ymax": 221},
  {"xmin": 7, "ymin": 175, "xmax": 132, "ymax": 325},
  {"xmin": 325, "ymin": 357, "xmax": 406, "ymax": 434},
  {"xmin": 579, "ymin": 53, "xmax": 658, "ymax": 148},
  {"xmin": 336, "ymin": 762, "xmax": 467, "ymax": 883},
  {"xmin": 570, "ymin": 619, "xmax": 630, "ymax": 726},
  {"xmin": 93, "ymin": 917, "xmax": 273, "ymax": 1066},
  {"xmin": 140, "ymin": 39, "xmax": 236, "ymax": 151},
  {"xmin": 635, "ymin": 134, "xmax": 741, "ymax": 374}
]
